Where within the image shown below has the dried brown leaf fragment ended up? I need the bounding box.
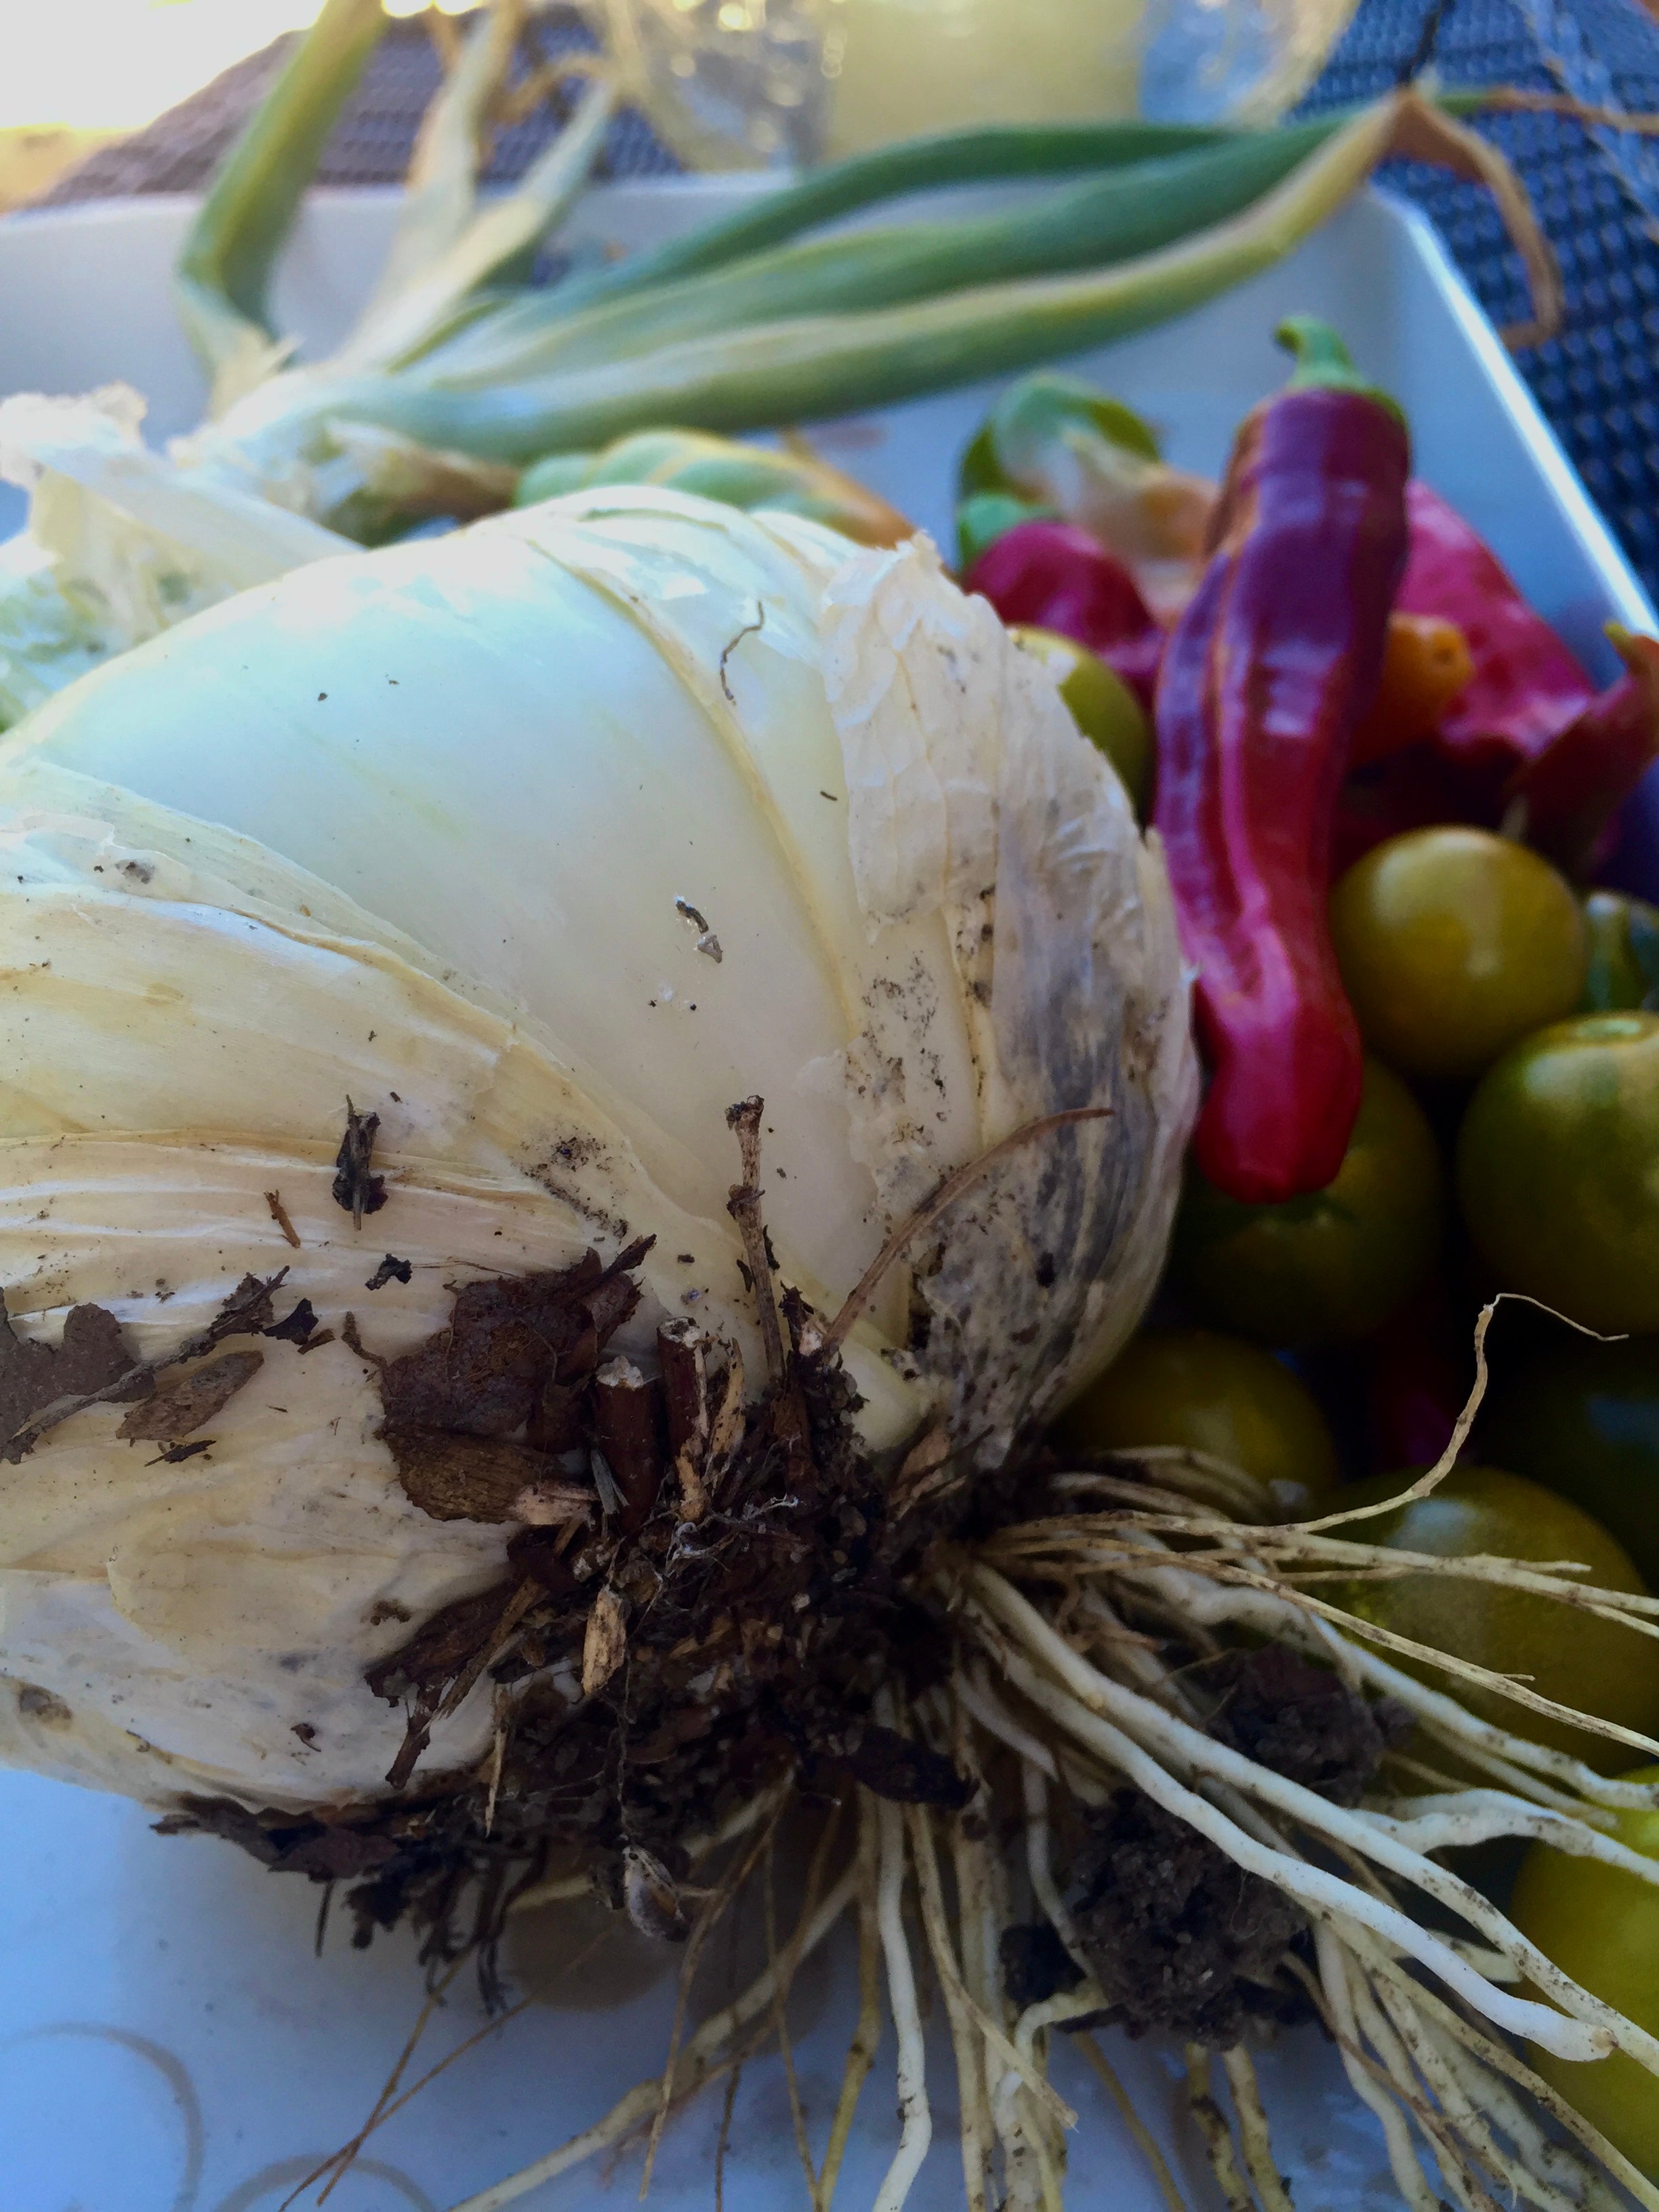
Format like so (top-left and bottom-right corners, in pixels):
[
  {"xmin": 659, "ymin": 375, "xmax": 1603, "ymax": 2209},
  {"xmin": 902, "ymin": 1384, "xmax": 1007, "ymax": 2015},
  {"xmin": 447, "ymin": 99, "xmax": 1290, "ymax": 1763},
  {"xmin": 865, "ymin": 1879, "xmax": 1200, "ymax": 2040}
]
[
  {"xmin": 173, "ymin": 1270, "xmax": 286, "ymax": 1358},
  {"xmin": 264, "ymin": 1189, "xmax": 301, "ymax": 1248},
  {"xmin": 117, "ymin": 1349, "xmax": 265, "ymax": 1443},
  {"xmin": 385, "ymin": 1429, "xmax": 581, "ymax": 1524},
  {"xmin": 581, "ymin": 1586, "xmax": 628, "ymax": 1697},
  {"xmin": 377, "ymin": 1241, "xmax": 649, "ymax": 1438}
]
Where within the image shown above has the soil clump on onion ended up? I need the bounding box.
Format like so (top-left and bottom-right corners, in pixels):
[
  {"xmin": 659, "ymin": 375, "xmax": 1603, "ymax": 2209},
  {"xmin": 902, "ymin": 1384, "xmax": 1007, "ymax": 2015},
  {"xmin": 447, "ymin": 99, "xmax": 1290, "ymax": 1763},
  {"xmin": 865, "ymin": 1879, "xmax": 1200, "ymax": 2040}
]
[
  {"xmin": 148, "ymin": 1241, "xmax": 1406, "ymax": 2049},
  {"xmin": 152, "ymin": 1209, "xmax": 986, "ymax": 1969}
]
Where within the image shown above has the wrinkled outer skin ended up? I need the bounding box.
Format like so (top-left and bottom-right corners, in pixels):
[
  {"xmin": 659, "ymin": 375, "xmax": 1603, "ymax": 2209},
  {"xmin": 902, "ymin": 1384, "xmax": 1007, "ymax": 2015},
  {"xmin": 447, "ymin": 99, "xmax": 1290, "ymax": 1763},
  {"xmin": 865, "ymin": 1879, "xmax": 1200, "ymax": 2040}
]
[
  {"xmin": 0, "ymin": 489, "xmax": 1196, "ymax": 1815},
  {"xmin": 1155, "ymin": 389, "xmax": 1409, "ymax": 1204}
]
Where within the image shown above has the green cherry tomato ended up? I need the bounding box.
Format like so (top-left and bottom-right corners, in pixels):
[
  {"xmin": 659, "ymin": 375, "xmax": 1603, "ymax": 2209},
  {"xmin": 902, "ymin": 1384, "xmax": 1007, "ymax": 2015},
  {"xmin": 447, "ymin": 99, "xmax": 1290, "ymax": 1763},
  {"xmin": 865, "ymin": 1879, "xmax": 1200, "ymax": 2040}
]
[
  {"xmin": 1054, "ymin": 1328, "xmax": 1339, "ymax": 1501},
  {"xmin": 1511, "ymin": 1764, "xmax": 1659, "ymax": 2175},
  {"xmin": 1580, "ymin": 889, "xmax": 1659, "ymax": 1013},
  {"xmin": 1332, "ymin": 1466, "xmax": 1659, "ymax": 1765},
  {"xmin": 1481, "ymin": 1334, "xmax": 1659, "ymax": 1587},
  {"xmin": 1010, "ymin": 626, "xmax": 1152, "ymax": 816},
  {"xmin": 1174, "ymin": 1059, "xmax": 1443, "ymax": 1348},
  {"xmin": 1457, "ymin": 1012, "xmax": 1659, "ymax": 1334},
  {"xmin": 1330, "ymin": 827, "xmax": 1588, "ymax": 1082}
]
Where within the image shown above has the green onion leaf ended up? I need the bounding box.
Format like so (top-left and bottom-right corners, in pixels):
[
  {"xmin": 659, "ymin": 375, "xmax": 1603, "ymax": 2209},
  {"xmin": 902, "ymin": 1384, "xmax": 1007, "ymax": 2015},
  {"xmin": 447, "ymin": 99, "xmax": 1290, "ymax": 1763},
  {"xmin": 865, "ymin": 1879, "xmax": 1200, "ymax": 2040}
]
[{"xmin": 173, "ymin": 0, "xmax": 387, "ymax": 415}]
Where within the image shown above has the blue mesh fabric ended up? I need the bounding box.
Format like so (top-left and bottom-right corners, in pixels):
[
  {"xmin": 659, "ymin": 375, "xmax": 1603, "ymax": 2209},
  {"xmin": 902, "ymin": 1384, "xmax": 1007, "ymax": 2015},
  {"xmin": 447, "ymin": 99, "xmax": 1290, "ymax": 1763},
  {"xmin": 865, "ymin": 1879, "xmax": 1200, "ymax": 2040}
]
[{"xmin": 1305, "ymin": 0, "xmax": 1659, "ymax": 598}]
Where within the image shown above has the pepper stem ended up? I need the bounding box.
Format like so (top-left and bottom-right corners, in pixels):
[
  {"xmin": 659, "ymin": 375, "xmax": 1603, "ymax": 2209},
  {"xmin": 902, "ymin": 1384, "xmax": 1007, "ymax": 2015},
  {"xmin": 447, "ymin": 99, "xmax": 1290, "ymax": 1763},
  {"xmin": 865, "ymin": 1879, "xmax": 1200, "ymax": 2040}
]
[{"xmin": 1275, "ymin": 314, "xmax": 1406, "ymax": 426}]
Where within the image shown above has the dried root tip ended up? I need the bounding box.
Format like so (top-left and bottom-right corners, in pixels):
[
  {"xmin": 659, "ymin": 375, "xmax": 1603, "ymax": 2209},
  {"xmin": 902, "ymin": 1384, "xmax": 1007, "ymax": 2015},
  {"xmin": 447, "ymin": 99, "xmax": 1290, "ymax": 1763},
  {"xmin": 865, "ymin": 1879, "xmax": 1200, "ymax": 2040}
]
[
  {"xmin": 872, "ymin": 1785, "xmax": 933, "ymax": 2212},
  {"xmin": 1185, "ymin": 2048, "xmax": 1254, "ymax": 2212},
  {"xmin": 724, "ymin": 1094, "xmax": 785, "ymax": 1385},
  {"xmin": 818, "ymin": 1794, "xmax": 886, "ymax": 2212},
  {"xmin": 1075, "ymin": 2039, "xmax": 1188, "ymax": 2212},
  {"xmin": 579, "ymin": 1586, "xmax": 627, "ymax": 1698},
  {"xmin": 1218, "ymin": 2045, "xmax": 1294, "ymax": 2212},
  {"xmin": 592, "ymin": 1355, "xmax": 660, "ymax": 1534},
  {"xmin": 445, "ymin": 1856, "xmax": 859, "ymax": 2212}
]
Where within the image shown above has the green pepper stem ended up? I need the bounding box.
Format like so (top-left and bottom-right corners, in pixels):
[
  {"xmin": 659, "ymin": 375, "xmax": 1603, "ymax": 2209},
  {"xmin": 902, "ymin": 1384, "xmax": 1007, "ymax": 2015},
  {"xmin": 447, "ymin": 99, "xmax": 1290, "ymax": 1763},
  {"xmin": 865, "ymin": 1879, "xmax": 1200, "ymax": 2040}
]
[{"xmin": 1275, "ymin": 314, "xmax": 1406, "ymax": 426}]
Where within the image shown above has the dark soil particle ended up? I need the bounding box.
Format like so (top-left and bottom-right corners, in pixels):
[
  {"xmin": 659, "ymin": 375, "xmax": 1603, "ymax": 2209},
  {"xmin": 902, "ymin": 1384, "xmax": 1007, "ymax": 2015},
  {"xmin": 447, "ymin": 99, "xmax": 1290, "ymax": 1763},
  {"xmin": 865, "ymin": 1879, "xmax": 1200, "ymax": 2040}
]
[
  {"xmin": 333, "ymin": 1100, "xmax": 387, "ymax": 1229},
  {"xmin": 1059, "ymin": 1647, "xmax": 1408, "ymax": 2045},
  {"xmin": 1200, "ymin": 1645, "xmax": 1414, "ymax": 1807},
  {"xmin": 823, "ymin": 1721, "xmax": 972, "ymax": 1808},
  {"xmin": 161, "ymin": 1243, "xmax": 974, "ymax": 1963},
  {"xmin": 138, "ymin": 1236, "xmax": 1408, "ymax": 2037},
  {"xmin": 0, "ymin": 1302, "xmax": 148, "ymax": 1456},
  {"xmin": 1069, "ymin": 1791, "xmax": 1306, "ymax": 2047},
  {"xmin": 263, "ymin": 1297, "xmax": 325, "ymax": 1348}
]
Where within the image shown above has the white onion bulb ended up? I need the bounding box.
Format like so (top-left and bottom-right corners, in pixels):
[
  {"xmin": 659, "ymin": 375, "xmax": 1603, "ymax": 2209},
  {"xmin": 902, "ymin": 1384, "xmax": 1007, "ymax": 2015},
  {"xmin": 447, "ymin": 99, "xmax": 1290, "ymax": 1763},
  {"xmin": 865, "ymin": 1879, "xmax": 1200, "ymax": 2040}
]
[{"xmin": 0, "ymin": 487, "xmax": 1195, "ymax": 1814}]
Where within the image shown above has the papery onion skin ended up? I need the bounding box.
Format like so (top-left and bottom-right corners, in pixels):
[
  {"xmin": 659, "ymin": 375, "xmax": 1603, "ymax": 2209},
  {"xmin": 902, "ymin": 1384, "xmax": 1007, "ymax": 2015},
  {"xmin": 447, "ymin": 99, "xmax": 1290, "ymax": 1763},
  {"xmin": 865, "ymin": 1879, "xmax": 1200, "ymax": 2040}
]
[{"xmin": 0, "ymin": 487, "xmax": 1196, "ymax": 1815}]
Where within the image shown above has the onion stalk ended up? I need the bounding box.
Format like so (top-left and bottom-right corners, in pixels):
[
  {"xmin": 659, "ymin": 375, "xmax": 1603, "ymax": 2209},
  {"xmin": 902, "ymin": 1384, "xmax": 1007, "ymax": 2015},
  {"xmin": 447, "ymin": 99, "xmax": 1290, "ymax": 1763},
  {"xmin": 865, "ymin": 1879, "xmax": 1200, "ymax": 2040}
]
[
  {"xmin": 173, "ymin": 0, "xmax": 390, "ymax": 414},
  {"xmin": 0, "ymin": 0, "xmax": 1554, "ymax": 722},
  {"xmin": 399, "ymin": 124, "xmax": 1339, "ymax": 388},
  {"xmin": 182, "ymin": 81, "xmax": 1547, "ymax": 505}
]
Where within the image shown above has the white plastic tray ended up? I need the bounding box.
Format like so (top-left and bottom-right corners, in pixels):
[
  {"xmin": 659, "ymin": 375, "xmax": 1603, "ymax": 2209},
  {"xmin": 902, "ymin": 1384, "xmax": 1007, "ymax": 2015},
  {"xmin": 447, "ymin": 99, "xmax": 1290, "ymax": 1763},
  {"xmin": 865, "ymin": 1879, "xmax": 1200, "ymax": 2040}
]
[{"xmin": 0, "ymin": 178, "xmax": 1654, "ymax": 2212}]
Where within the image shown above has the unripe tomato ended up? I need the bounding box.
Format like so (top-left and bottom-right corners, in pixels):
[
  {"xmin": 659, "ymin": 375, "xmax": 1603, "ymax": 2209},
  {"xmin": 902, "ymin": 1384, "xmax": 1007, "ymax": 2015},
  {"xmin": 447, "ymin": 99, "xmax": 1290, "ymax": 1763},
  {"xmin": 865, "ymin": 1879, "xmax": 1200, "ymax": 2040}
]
[
  {"xmin": 1174, "ymin": 1060, "xmax": 1442, "ymax": 1348},
  {"xmin": 1330, "ymin": 827, "xmax": 1587, "ymax": 1082},
  {"xmin": 1580, "ymin": 889, "xmax": 1659, "ymax": 1013},
  {"xmin": 1511, "ymin": 1765, "xmax": 1659, "ymax": 2176},
  {"xmin": 1331, "ymin": 1466, "xmax": 1659, "ymax": 1766},
  {"xmin": 1481, "ymin": 1334, "xmax": 1659, "ymax": 1586},
  {"xmin": 1457, "ymin": 1012, "xmax": 1659, "ymax": 1334},
  {"xmin": 1010, "ymin": 625, "xmax": 1153, "ymax": 815},
  {"xmin": 1054, "ymin": 1328, "xmax": 1338, "ymax": 1502}
]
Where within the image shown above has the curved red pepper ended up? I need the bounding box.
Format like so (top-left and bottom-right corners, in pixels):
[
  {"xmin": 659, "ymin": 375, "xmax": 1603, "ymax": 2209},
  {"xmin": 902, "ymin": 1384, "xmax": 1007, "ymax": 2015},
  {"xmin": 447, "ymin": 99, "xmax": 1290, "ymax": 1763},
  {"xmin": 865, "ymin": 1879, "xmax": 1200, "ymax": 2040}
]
[
  {"xmin": 1335, "ymin": 485, "xmax": 1659, "ymax": 876},
  {"xmin": 1395, "ymin": 480, "xmax": 1594, "ymax": 776},
  {"xmin": 1155, "ymin": 320, "xmax": 1410, "ymax": 1204},
  {"xmin": 963, "ymin": 519, "xmax": 1165, "ymax": 709},
  {"xmin": 1505, "ymin": 626, "xmax": 1659, "ymax": 875}
]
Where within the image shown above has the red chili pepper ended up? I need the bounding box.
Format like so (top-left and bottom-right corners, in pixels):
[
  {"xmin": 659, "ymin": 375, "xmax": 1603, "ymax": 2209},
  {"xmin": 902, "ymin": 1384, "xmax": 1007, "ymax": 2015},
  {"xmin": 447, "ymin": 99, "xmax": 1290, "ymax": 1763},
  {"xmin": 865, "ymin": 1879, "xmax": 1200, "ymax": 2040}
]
[
  {"xmin": 1395, "ymin": 480, "xmax": 1595, "ymax": 777},
  {"xmin": 1155, "ymin": 318, "xmax": 1410, "ymax": 1205},
  {"xmin": 1335, "ymin": 486, "xmax": 1659, "ymax": 874},
  {"xmin": 963, "ymin": 519, "xmax": 1165, "ymax": 709},
  {"xmin": 1504, "ymin": 627, "xmax": 1659, "ymax": 874}
]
